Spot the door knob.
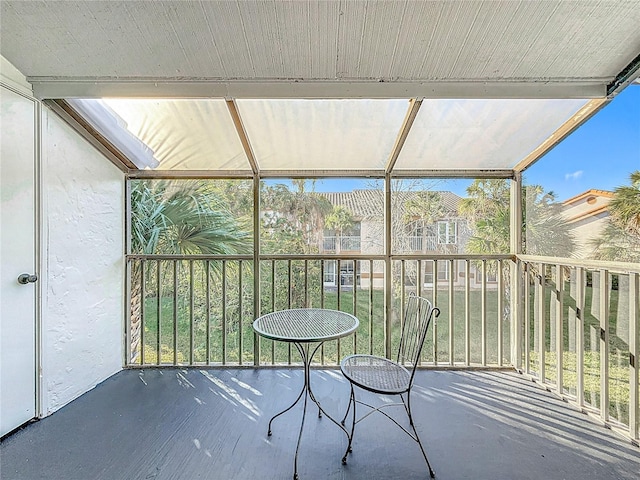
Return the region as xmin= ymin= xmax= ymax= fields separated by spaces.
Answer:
xmin=17 ymin=273 xmax=38 ymax=285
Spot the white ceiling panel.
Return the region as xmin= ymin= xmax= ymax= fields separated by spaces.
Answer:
xmin=1 ymin=0 xmax=638 ymax=95
xmin=102 ymin=99 xmax=250 ymax=171
xmin=236 ymin=99 xmax=409 ymax=171
xmin=394 ymin=99 xmax=591 ymax=170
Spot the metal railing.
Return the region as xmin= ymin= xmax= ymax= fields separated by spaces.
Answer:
xmin=404 ymin=235 xmax=437 ymax=252
xmin=322 ymin=235 xmax=362 ymax=251
xmin=515 ymin=255 xmax=640 ymax=443
xmin=126 ymin=253 xmax=512 ymax=368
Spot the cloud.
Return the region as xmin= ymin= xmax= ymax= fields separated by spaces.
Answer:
xmin=564 ymin=170 xmax=583 ymax=181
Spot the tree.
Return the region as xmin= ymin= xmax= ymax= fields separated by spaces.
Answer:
xmin=325 ymin=205 xmax=355 ymax=252
xmin=259 ymin=180 xmax=333 ymax=308
xmin=591 ymin=170 xmax=640 ymax=263
xmin=459 ymin=179 xmax=575 ymax=257
xmin=131 ymin=179 xmax=251 ymax=255
xmin=260 ymin=180 xmax=332 ymax=254
xmin=129 ymin=179 xmax=251 ymax=362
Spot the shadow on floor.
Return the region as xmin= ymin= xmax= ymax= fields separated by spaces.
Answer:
xmin=1 ymin=369 xmax=638 ymax=480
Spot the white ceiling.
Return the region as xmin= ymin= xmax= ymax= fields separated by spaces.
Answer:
xmin=1 ymin=0 xmax=639 ymax=174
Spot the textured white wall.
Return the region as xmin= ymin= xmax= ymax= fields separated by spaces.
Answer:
xmin=41 ymin=109 xmax=124 ymax=414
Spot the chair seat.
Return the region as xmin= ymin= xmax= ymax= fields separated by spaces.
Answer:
xmin=340 ymin=354 xmax=412 ymax=394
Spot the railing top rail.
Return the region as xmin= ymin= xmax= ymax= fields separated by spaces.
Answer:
xmin=391 ymin=254 xmax=514 ymax=261
xmin=257 ymin=254 xmax=386 ymax=261
xmin=518 ymin=254 xmax=640 ymax=274
xmin=127 ymin=254 xmax=254 ymax=261
xmin=127 ymin=253 xmax=515 ymax=261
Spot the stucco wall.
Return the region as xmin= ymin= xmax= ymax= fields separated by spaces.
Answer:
xmin=41 ymin=108 xmax=124 ymax=414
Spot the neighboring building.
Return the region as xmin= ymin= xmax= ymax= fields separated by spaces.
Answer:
xmin=317 ymin=190 xmax=477 ymax=289
xmin=562 ymin=189 xmax=613 ymax=259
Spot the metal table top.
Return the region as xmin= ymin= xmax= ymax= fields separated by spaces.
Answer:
xmin=253 ymin=308 xmax=359 ymax=343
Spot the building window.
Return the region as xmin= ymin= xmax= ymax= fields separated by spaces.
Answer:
xmin=475 ymin=268 xmax=498 ymax=284
xmin=323 ymin=260 xmax=358 ymax=286
xmin=437 ymin=221 xmax=457 ymax=244
xmin=424 ymin=260 xmax=451 ymax=284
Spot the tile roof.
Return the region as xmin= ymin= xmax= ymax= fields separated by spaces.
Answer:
xmin=318 ymin=190 xmax=462 ymax=219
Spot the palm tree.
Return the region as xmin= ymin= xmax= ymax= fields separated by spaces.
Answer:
xmin=591 ymin=171 xmax=640 ymax=263
xmin=129 ymin=180 xmax=251 ymax=362
xmin=131 ymin=179 xmax=250 ymax=255
xmin=459 ymin=179 xmax=574 ymax=257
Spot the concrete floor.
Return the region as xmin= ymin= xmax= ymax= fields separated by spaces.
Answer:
xmin=1 ymin=369 xmax=639 ymax=480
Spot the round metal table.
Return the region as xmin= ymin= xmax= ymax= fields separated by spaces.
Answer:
xmin=253 ymin=308 xmax=359 ymax=480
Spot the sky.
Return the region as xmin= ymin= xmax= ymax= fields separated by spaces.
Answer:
xmin=524 ymin=84 xmax=640 ymax=201
xmin=267 ymin=85 xmax=639 ymax=201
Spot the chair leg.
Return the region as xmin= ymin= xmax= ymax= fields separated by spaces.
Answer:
xmin=341 ymin=384 xmax=356 ymax=465
xmin=406 ymin=392 xmax=435 ymax=478
xmin=340 ymin=385 xmax=352 ymax=426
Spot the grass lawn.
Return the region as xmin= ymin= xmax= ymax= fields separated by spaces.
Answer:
xmin=139 ymin=287 xmax=509 ymax=366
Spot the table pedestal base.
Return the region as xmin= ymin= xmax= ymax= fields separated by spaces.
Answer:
xmin=266 ymin=342 xmax=350 ymax=480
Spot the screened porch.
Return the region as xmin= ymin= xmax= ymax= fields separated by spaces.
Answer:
xmin=1 ymin=2 xmax=639 ymax=479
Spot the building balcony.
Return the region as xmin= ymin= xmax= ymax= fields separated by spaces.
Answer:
xmin=322 ymin=235 xmax=362 ymax=252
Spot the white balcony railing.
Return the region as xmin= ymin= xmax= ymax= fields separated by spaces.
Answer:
xmin=404 ymin=235 xmax=437 ymax=251
xmin=322 ymin=235 xmax=361 ymax=251
xmin=515 ymin=255 xmax=640 ymax=443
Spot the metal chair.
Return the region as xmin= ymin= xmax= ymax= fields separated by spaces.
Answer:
xmin=340 ymin=294 xmax=440 ymax=478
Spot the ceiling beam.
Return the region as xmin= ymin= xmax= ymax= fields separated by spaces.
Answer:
xmin=46 ymin=100 xmax=135 ymax=172
xmin=226 ymin=100 xmax=259 ymax=175
xmin=128 ymin=168 xmax=514 ymax=179
xmin=385 ymin=99 xmax=422 ymax=174
xmin=30 ymin=79 xmax=608 ymax=100
xmin=513 ymin=98 xmax=608 ymax=173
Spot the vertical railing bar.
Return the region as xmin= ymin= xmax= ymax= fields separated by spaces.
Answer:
xmin=353 ymin=259 xmax=358 ymax=355
xmin=173 ymin=260 xmax=178 ymax=366
xmin=126 ymin=260 xmax=132 ymax=366
xmin=556 ymin=264 xmax=564 ymax=396
xmin=337 ymin=259 xmax=342 ymax=364
xmin=239 ymin=260 xmax=243 ymax=366
xmin=576 ymin=267 xmax=585 ymax=408
xmin=511 ymin=258 xmax=523 ymax=371
xmin=287 ymin=259 xmax=292 ymax=364
xmin=629 ymin=272 xmax=639 ymax=441
xmin=433 ymin=259 xmax=438 ymax=367
xmin=206 ymin=260 xmax=211 ymax=365
xmin=449 ymin=258 xmax=454 ymax=366
xmin=465 ymin=259 xmax=471 ymax=366
xmin=140 ymin=260 xmax=146 ymax=366
xmin=481 ymin=259 xmax=487 ymax=366
xmin=384 ymin=173 xmax=392 ymax=360
xmin=538 ymin=263 xmax=546 ymax=382
xmin=497 ymin=259 xmax=503 ymax=367
xmin=321 ymin=260 xmax=325 ymax=364
xmin=222 ymin=261 xmax=227 ymax=365
xmin=304 ymin=259 xmax=309 ymax=307
xmin=524 ymin=262 xmax=531 ymax=374
xmin=253 ymin=174 xmax=261 ymax=367
xmin=271 ymin=260 xmax=276 ymax=365
xmin=400 ymin=260 xmax=406 ymax=364
xmin=599 ymin=268 xmax=609 ymax=423
xmin=369 ymin=259 xmax=374 ymax=356
xmin=156 ymin=259 xmax=161 ymax=366
xmin=189 ymin=260 xmax=194 ymax=365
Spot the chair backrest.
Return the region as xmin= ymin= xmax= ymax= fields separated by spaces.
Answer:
xmin=396 ymin=294 xmax=439 ymax=378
